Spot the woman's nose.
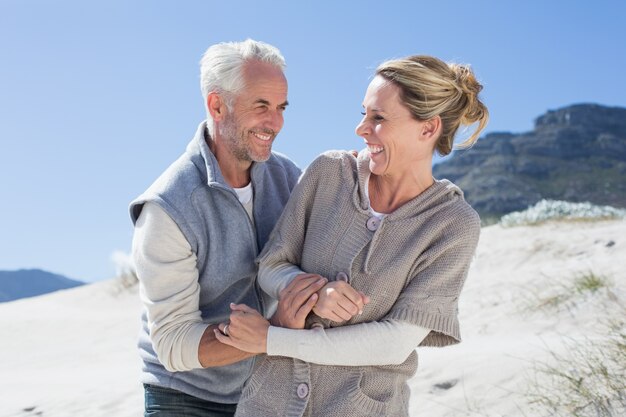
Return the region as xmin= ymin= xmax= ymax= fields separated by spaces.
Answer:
xmin=355 ymin=119 xmax=369 ymax=137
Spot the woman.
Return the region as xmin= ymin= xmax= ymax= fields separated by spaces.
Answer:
xmin=215 ymin=55 xmax=489 ymax=417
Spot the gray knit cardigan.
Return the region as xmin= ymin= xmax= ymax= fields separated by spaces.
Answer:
xmin=235 ymin=151 xmax=480 ymax=417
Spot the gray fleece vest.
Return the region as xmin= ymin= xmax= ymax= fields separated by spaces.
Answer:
xmin=129 ymin=122 xmax=301 ymax=403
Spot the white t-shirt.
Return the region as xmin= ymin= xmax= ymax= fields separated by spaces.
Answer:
xmin=234 ymin=182 xmax=254 ymax=223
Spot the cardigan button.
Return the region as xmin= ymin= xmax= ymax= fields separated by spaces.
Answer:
xmin=297 ymin=383 xmax=309 ymax=399
xmin=366 ymin=216 xmax=381 ymax=231
xmin=336 ymin=272 xmax=349 ymax=283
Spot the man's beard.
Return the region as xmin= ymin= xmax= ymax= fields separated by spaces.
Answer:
xmin=219 ymin=114 xmax=273 ymax=163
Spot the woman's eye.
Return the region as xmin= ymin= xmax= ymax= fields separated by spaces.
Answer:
xmin=361 ymin=112 xmax=383 ymax=122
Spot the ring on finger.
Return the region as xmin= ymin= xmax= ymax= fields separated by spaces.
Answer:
xmin=223 ymin=324 xmax=230 ymax=336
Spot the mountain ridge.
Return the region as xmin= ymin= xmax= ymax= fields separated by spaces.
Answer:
xmin=0 ymin=269 xmax=85 ymax=302
xmin=433 ymin=103 xmax=626 ymax=220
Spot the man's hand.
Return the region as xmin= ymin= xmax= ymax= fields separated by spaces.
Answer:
xmin=214 ymin=304 xmax=270 ymax=354
xmin=313 ymin=281 xmax=370 ymax=322
xmin=271 ymin=273 xmax=327 ymax=329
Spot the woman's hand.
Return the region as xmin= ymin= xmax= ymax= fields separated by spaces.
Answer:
xmin=214 ymin=303 xmax=270 ymax=354
xmin=313 ymin=281 xmax=370 ymax=322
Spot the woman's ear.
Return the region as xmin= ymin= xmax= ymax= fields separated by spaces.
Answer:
xmin=421 ymin=115 xmax=442 ymax=140
xmin=207 ymin=92 xmax=227 ymax=122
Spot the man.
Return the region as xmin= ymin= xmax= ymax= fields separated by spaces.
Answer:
xmin=129 ymin=39 xmax=326 ymax=417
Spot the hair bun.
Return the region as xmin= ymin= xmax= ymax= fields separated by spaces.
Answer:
xmin=451 ymin=64 xmax=487 ymax=125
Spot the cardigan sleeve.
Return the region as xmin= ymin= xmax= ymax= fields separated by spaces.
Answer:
xmin=257 ymin=259 xmax=305 ymax=299
xmin=384 ymin=208 xmax=481 ymax=347
xmin=256 ymin=153 xmax=329 ymax=295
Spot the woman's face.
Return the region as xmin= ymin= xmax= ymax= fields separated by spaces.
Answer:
xmin=355 ymin=75 xmax=430 ymax=177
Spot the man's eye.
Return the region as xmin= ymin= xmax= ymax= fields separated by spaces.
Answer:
xmin=360 ymin=111 xmax=366 ymax=116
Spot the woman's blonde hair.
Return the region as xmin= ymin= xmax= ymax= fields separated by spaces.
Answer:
xmin=376 ymin=55 xmax=489 ymax=156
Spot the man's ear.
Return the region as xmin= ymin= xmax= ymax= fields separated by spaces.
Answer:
xmin=207 ymin=92 xmax=227 ymax=122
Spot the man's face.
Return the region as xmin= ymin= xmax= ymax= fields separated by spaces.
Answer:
xmin=219 ymin=60 xmax=288 ymax=163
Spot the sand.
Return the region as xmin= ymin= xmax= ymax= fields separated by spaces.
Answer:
xmin=1 ymin=219 xmax=624 ymax=416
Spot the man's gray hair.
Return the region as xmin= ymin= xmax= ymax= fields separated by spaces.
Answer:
xmin=200 ymin=39 xmax=286 ymax=134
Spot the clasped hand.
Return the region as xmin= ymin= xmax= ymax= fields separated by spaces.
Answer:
xmin=214 ymin=273 xmax=369 ymax=353
xmin=214 ymin=303 xmax=270 ymax=354
xmin=272 ymin=273 xmax=370 ymax=325
xmin=214 ymin=273 xmax=327 ymax=353
xmin=313 ymin=280 xmax=370 ymax=323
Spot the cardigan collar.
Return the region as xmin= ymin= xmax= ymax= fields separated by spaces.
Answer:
xmin=354 ymin=150 xmax=465 ymax=221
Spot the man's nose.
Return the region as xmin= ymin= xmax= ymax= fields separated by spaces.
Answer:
xmin=265 ymin=110 xmax=283 ymax=132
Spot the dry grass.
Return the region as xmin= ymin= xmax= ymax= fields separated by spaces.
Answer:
xmin=525 ymin=322 xmax=626 ymax=417
xmin=521 ymin=271 xmax=612 ymax=313
xmin=520 ymin=269 xmax=625 ymax=416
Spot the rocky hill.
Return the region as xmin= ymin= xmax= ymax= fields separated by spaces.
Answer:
xmin=0 ymin=269 xmax=84 ymax=302
xmin=433 ymin=103 xmax=626 ymax=220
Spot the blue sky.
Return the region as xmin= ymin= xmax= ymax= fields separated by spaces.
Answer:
xmin=1 ymin=0 xmax=625 ymax=282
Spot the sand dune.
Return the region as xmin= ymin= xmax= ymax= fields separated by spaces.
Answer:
xmin=410 ymin=220 xmax=625 ymax=416
xmin=0 ymin=279 xmax=143 ymax=417
xmin=1 ymin=220 xmax=624 ymax=417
